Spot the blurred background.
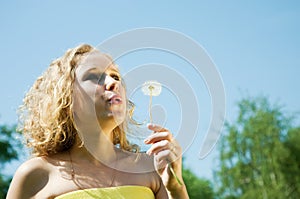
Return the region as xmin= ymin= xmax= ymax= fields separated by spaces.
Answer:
xmin=1 ymin=1 xmax=299 ymax=198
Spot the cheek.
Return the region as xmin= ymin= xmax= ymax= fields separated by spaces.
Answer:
xmin=94 ymin=85 xmax=105 ymax=102
xmin=120 ymin=87 xmax=127 ymax=105
xmin=73 ymin=84 xmax=100 ymax=113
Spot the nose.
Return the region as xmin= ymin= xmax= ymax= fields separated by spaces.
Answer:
xmin=105 ymin=76 xmax=119 ymax=91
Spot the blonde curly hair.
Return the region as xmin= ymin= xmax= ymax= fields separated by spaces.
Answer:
xmin=18 ymin=44 xmax=138 ymax=156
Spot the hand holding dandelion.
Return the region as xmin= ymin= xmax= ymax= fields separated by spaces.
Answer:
xmin=142 ymin=81 xmax=183 ymax=186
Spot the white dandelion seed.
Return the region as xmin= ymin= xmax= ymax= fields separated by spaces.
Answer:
xmin=141 ymin=81 xmax=162 ymax=96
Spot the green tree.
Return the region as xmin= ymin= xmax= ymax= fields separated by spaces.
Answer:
xmin=0 ymin=124 xmax=23 ymax=198
xmin=183 ymin=166 xmax=215 ymax=199
xmin=215 ymin=97 xmax=300 ymax=199
xmin=279 ymin=127 xmax=300 ymax=197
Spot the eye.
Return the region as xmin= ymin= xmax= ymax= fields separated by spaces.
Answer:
xmin=85 ymin=73 xmax=105 ymax=84
xmin=110 ymin=73 xmax=121 ymax=81
xmin=87 ymin=74 xmax=99 ymax=80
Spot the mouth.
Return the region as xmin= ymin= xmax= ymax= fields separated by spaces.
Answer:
xmin=107 ymin=94 xmax=123 ymax=105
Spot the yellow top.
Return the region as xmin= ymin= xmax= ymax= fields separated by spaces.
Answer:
xmin=55 ymin=185 xmax=155 ymax=199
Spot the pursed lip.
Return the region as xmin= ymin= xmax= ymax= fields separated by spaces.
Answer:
xmin=106 ymin=93 xmax=123 ymax=105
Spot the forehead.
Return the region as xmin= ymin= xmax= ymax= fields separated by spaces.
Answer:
xmin=76 ymin=50 xmax=119 ymax=74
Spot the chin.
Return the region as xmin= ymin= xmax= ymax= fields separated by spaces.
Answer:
xmin=113 ymin=114 xmax=126 ymax=125
xmin=104 ymin=111 xmax=126 ymax=124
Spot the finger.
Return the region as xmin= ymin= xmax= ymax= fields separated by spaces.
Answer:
xmin=147 ymin=140 xmax=179 ymax=159
xmin=154 ymin=149 xmax=178 ymax=169
xmin=153 ymin=149 xmax=169 ymax=171
xmin=146 ymin=140 xmax=169 ymax=155
xmin=147 ymin=123 xmax=168 ymax=132
xmin=144 ymin=131 xmax=172 ymax=144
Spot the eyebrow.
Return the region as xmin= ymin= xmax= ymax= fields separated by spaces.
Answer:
xmin=81 ymin=68 xmax=99 ymax=77
xmin=109 ymin=67 xmax=120 ymax=73
xmin=83 ymin=66 xmax=118 ymax=73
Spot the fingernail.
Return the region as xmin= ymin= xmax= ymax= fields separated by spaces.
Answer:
xmin=144 ymin=138 xmax=149 ymax=143
xmin=147 ymin=123 xmax=154 ymax=128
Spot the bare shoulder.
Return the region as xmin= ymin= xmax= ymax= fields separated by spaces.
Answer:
xmin=6 ymin=157 xmax=52 ymax=199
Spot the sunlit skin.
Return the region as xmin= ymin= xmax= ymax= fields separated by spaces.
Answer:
xmin=6 ymin=49 xmax=189 ymax=199
xmin=72 ymin=51 xmax=127 ymax=139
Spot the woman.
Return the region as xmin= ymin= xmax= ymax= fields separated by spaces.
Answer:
xmin=7 ymin=44 xmax=189 ymax=198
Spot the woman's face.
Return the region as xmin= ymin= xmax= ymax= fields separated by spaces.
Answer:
xmin=72 ymin=50 xmax=127 ymax=132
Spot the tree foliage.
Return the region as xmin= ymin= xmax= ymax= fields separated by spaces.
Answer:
xmin=215 ymin=97 xmax=300 ymax=199
xmin=0 ymin=124 xmax=23 ymax=198
xmin=183 ymin=165 xmax=215 ymax=199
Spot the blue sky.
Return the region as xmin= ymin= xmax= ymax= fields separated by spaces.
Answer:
xmin=1 ymin=1 xmax=300 ymax=180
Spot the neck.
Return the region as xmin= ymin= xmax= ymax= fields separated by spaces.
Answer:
xmin=70 ymin=129 xmax=118 ymax=166
xmin=73 ymin=111 xmax=119 ymax=143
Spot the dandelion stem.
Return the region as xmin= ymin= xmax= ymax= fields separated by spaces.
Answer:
xmin=147 ymin=85 xmax=182 ymax=186
xmin=168 ymin=164 xmax=183 ymax=185
xmin=149 ymin=86 xmax=153 ymax=123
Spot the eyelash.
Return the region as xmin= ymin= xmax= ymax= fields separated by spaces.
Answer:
xmin=110 ymin=73 xmax=121 ymax=81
